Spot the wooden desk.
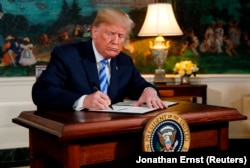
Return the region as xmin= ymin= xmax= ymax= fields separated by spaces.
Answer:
xmin=156 ymin=84 xmax=207 ymax=104
xmin=12 ymin=102 xmax=246 ymax=168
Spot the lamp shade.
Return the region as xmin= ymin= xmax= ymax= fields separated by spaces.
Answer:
xmin=138 ymin=3 xmax=183 ymax=36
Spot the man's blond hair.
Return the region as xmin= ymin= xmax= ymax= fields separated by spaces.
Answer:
xmin=92 ymin=8 xmax=134 ymax=39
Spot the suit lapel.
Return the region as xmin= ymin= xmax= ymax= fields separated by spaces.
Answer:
xmin=108 ymin=58 xmax=119 ymax=100
xmin=82 ymin=59 xmax=99 ymax=89
xmin=80 ymin=41 xmax=100 ymax=90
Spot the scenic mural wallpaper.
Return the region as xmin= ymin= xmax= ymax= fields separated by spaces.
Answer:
xmin=0 ymin=0 xmax=250 ymax=76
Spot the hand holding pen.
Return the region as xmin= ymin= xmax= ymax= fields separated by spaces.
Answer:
xmin=92 ymin=82 xmax=113 ymax=110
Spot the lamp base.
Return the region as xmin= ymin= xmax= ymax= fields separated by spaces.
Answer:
xmin=153 ymin=68 xmax=167 ymax=84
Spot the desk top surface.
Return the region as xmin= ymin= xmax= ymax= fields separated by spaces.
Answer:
xmin=155 ymin=83 xmax=207 ymax=88
xmin=12 ymin=102 xmax=247 ymax=141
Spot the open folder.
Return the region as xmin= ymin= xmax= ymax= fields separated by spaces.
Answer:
xmin=88 ymin=100 xmax=178 ymax=114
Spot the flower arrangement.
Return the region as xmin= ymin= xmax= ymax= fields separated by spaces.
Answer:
xmin=173 ymin=60 xmax=199 ymax=77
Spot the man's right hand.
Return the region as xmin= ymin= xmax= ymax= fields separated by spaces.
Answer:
xmin=83 ymin=91 xmax=112 ymax=110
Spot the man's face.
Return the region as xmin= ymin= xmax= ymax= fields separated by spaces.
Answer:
xmin=92 ymin=23 xmax=127 ymax=59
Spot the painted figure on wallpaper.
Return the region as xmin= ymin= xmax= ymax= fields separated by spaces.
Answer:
xmin=35 ymin=33 xmax=53 ymax=49
xmin=11 ymin=37 xmax=23 ymax=66
xmin=2 ymin=35 xmax=16 ymax=66
xmin=19 ymin=37 xmax=37 ymax=66
xmin=215 ymin=21 xmax=224 ymax=49
xmin=223 ymin=35 xmax=237 ymax=57
xmin=180 ymin=29 xmax=199 ymax=56
xmin=228 ymin=21 xmax=241 ymax=49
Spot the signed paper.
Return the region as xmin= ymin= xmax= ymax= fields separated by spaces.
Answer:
xmin=89 ymin=100 xmax=178 ymax=114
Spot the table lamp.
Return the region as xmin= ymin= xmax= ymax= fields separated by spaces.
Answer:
xmin=138 ymin=3 xmax=183 ymax=84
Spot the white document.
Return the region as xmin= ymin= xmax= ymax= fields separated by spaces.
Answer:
xmin=89 ymin=100 xmax=178 ymax=114
xmin=114 ymin=100 xmax=178 ymax=107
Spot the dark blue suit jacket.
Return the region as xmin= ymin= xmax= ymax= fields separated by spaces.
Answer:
xmin=32 ymin=39 xmax=158 ymax=111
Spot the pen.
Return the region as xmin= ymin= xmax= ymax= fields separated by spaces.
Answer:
xmin=92 ymin=82 xmax=113 ymax=110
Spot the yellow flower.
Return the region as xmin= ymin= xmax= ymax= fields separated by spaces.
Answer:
xmin=173 ymin=60 xmax=199 ymax=76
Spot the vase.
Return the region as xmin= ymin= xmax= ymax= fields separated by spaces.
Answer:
xmin=180 ymin=75 xmax=190 ymax=84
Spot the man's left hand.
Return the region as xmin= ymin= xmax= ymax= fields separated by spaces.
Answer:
xmin=134 ymin=87 xmax=167 ymax=109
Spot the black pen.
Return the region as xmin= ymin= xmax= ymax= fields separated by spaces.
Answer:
xmin=92 ymin=82 xmax=113 ymax=110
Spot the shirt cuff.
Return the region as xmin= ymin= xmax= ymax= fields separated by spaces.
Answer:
xmin=73 ymin=95 xmax=87 ymax=111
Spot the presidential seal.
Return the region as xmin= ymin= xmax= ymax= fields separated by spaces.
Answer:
xmin=142 ymin=112 xmax=190 ymax=152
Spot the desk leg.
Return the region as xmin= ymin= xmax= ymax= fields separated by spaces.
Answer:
xmin=29 ymin=130 xmax=44 ymax=168
xmin=62 ymin=144 xmax=80 ymax=168
xmin=192 ymin=97 xmax=197 ymax=103
xmin=192 ymin=97 xmax=207 ymax=104
xmin=218 ymin=123 xmax=229 ymax=151
xmin=202 ymin=97 xmax=207 ymax=104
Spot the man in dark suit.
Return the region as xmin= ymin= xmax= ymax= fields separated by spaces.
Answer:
xmin=32 ymin=8 xmax=167 ymax=111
